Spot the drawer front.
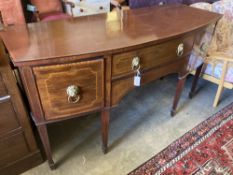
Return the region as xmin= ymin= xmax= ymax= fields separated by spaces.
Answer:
xmin=0 ymin=74 xmax=7 ymax=97
xmin=0 ymin=132 xmax=29 ymax=168
xmin=33 ymin=59 xmax=104 ymax=120
xmin=66 ymin=0 xmax=110 ymax=17
xmin=112 ymin=35 xmax=194 ymax=77
xmin=0 ymin=101 xmax=20 ymax=135
xmin=111 ymin=58 xmax=188 ymax=106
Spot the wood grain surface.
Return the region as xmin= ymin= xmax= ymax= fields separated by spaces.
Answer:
xmin=0 ymin=4 xmax=220 ymax=66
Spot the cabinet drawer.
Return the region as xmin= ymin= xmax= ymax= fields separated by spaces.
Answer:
xmin=33 ymin=59 xmax=104 ymax=120
xmin=0 ymin=132 xmax=29 ymax=168
xmin=112 ymin=35 xmax=194 ymax=77
xmin=0 ymin=101 xmax=20 ymax=135
xmin=0 ymin=74 xmax=7 ymax=97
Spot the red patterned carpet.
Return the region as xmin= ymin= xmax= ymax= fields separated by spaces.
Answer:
xmin=129 ymin=103 xmax=233 ymax=175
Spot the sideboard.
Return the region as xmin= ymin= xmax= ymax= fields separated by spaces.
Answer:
xmin=0 ymin=5 xmax=221 ymax=169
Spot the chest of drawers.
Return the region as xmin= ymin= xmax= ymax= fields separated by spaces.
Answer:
xmin=0 ymin=42 xmax=42 ymax=174
xmin=65 ymin=0 xmax=110 ymax=17
xmin=0 ymin=5 xmax=221 ymax=169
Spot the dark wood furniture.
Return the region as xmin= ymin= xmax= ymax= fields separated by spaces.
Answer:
xmin=0 ymin=5 xmax=221 ymax=169
xmin=0 ymin=41 xmax=42 ymax=174
xmin=0 ymin=0 xmax=26 ymax=26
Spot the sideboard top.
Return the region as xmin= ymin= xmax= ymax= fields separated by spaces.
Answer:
xmin=0 ymin=4 xmax=221 ymax=66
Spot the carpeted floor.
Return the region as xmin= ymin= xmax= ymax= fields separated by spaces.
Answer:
xmin=129 ymin=102 xmax=233 ymax=175
xmin=22 ymin=75 xmax=233 ymax=175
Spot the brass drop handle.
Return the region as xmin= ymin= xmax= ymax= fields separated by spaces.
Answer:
xmin=132 ymin=56 xmax=140 ymax=71
xmin=66 ymin=85 xmax=81 ymax=103
xmin=177 ymin=43 xmax=184 ymax=57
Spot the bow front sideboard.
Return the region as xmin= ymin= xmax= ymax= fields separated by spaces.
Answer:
xmin=0 ymin=5 xmax=221 ymax=169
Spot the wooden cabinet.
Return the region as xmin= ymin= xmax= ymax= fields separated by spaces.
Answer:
xmin=0 ymin=41 xmax=42 ymax=175
xmin=0 ymin=0 xmax=25 ymax=26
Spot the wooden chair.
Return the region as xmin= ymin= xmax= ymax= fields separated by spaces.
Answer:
xmin=27 ymin=0 xmax=75 ymax=22
xmin=189 ymin=0 xmax=233 ymax=107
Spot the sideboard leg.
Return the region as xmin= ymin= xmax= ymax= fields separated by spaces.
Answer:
xmin=101 ymin=109 xmax=110 ymax=154
xmin=37 ymin=124 xmax=55 ymax=170
xmin=189 ymin=64 xmax=203 ymax=99
xmin=171 ymin=76 xmax=186 ymax=117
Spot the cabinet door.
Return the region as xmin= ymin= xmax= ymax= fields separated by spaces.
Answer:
xmin=0 ymin=101 xmax=20 ymax=135
xmin=0 ymin=132 xmax=29 ymax=167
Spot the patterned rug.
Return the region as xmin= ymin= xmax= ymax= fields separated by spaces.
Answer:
xmin=129 ymin=102 xmax=233 ymax=175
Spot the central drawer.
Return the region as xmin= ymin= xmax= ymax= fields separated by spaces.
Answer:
xmin=33 ymin=59 xmax=104 ymax=120
xmin=112 ymin=35 xmax=194 ymax=78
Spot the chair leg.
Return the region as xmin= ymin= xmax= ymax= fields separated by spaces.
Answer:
xmin=189 ymin=63 xmax=203 ymax=99
xmin=213 ymin=84 xmax=224 ymax=107
xmin=213 ymin=60 xmax=228 ymax=107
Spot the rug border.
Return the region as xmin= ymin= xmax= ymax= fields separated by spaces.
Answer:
xmin=128 ymin=102 xmax=233 ymax=175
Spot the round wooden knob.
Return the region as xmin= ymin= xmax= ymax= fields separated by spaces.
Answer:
xmin=80 ymin=8 xmax=84 ymax=13
xmin=99 ymin=6 xmax=103 ymax=10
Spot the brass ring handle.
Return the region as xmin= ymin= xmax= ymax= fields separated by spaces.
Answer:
xmin=68 ymin=95 xmax=80 ymax=104
xmin=132 ymin=56 xmax=140 ymax=70
xmin=66 ymin=85 xmax=81 ymax=104
xmin=177 ymin=43 xmax=184 ymax=57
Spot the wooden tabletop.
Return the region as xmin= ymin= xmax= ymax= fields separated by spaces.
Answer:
xmin=0 ymin=4 xmax=221 ymax=66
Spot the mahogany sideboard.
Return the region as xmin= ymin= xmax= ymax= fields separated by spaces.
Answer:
xmin=0 ymin=41 xmax=42 ymax=174
xmin=0 ymin=5 xmax=221 ymax=169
